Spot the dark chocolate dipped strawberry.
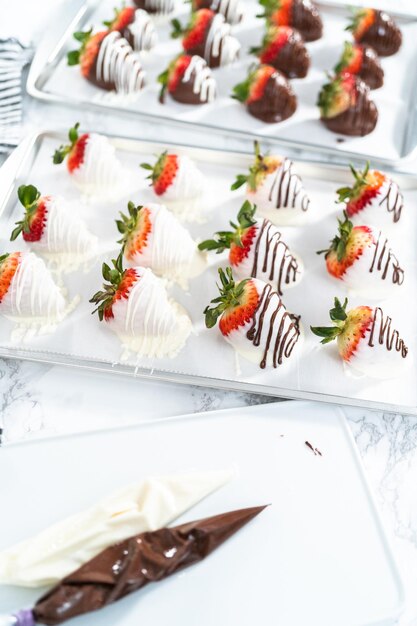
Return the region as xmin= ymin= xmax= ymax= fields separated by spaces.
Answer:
xmin=191 ymin=0 xmax=244 ymax=24
xmin=346 ymin=8 xmax=402 ymax=57
xmin=104 ymin=6 xmax=157 ymax=52
xmin=250 ymin=25 xmax=310 ymax=79
xmin=317 ymin=73 xmax=378 ymax=136
xmin=259 ymin=0 xmax=323 ymax=42
xmin=133 ymin=0 xmax=175 ymax=14
xmin=67 ymin=29 xmax=145 ymax=93
xmin=334 ymin=41 xmax=383 ymax=90
xmin=171 ymin=8 xmax=240 ymax=68
xmin=158 ymin=54 xmax=216 ymax=104
xmin=232 ymin=64 xmax=297 ymax=123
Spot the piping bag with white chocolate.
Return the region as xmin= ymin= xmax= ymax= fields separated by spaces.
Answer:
xmin=4 ymin=505 xmax=266 ymax=626
xmin=0 ymin=469 xmax=234 ymax=588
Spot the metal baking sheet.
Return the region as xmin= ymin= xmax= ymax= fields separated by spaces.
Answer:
xmin=0 ymin=130 xmax=417 ymax=415
xmin=0 ymin=401 xmax=404 ymax=625
xmin=27 ymin=0 xmax=417 ymax=165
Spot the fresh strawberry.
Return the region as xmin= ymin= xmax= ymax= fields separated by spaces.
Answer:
xmin=317 ymin=73 xmax=357 ymax=119
xmin=158 ymin=55 xmax=193 ymax=102
xmin=232 ymin=65 xmax=276 ymax=104
xmin=140 ymin=151 xmax=179 ymax=196
xmin=317 ymin=212 xmax=373 ymax=279
xmin=10 ymin=185 xmax=49 ymax=243
xmin=104 ymin=6 xmax=135 ymax=31
xmin=52 ymin=123 xmax=89 ymax=174
xmin=334 ymin=41 xmax=363 ymax=76
xmin=336 ymin=162 xmax=385 ymax=218
xmin=116 ymin=202 xmax=152 ymax=261
xmin=90 ymin=254 xmax=138 ymax=322
xmin=346 ymin=8 xmax=375 ymax=42
xmin=67 ymin=29 xmax=107 ymax=78
xmin=204 ymin=267 xmax=260 ymax=335
xmin=231 ymin=141 xmax=282 ymax=192
xmin=171 ymin=9 xmax=214 ymax=51
xmin=199 ymin=200 xmax=257 ymax=266
xmin=0 ymin=252 xmax=20 ymax=304
xmin=311 ymin=297 xmax=373 ymax=362
xmin=260 ymin=0 xmax=292 ymax=26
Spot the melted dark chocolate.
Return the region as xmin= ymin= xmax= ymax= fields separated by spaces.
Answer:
xmin=248 ymin=72 xmax=297 ymax=123
xmin=368 ymin=307 xmax=408 ymax=358
xmin=33 ymin=507 xmax=266 ymax=625
xmin=357 ymin=10 xmax=402 ymax=57
xmin=168 ymin=66 xmax=212 ymax=105
xmin=369 ymin=231 xmax=404 ymax=285
xmin=359 ymin=45 xmax=384 ymax=90
xmin=291 ymin=0 xmax=323 ymax=42
xmin=270 ymin=30 xmax=310 ymax=79
xmin=186 ymin=16 xmax=239 ymax=68
xmin=246 ymin=283 xmax=300 ymax=369
xmin=322 ymin=78 xmax=378 ymax=136
xmin=251 ymin=219 xmax=299 ymax=295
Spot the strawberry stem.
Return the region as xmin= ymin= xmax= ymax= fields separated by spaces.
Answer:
xmin=310 ymin=297 xmax=348 ymax=344
xmin=89 ymin=252 xmax=125 ymax=321
xmin=316 ymin=211 xmax=353 ymax=262
xmin=52 ymin=123 xmax=80 ymax=165
xmin=198 ymin=201 xmax=257 ymax=252
xmin=11 ymin=185 xmax=41 ymax=241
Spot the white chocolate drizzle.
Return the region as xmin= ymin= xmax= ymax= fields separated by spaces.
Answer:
xmin=96 ymin=32 xmax=145 ymax=94
xmin=203 ymin=13 xmax=240 ymax=65
xmin=183 ymin=56 xmax=216 ymax=103
xmin=128 ymin=10 xmax=157 ymax=51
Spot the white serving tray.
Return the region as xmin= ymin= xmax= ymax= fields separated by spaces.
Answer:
xmin=0 ymin=401 xmax=404 ymax=625
xmin=27 ymin=0 xmax=417 ymax=165
xmin=1 ymin=131 xmax=417 ymax=415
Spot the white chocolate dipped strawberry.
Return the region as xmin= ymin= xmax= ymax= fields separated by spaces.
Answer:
xmin=105 ymin=7 xmax=157 ymax=52
xmin=90 ymin=255 xmax=192 ymax=359
xmin=311 ymin=297 xmax=411 ymax=379
xmin=140 ymin=151 xmax=205 ymax=221
xmin=53 ymin=124 xmax=128 ymax=200
xmin=0 ymin=251 xmax=76 ymax=336
xmin=199 ymin=200 xmax=303 ymax=296
xmin=337 ymin=163 xmax=403 ymax=228
xmin=117 ymin=201 xmax=206 ymax=289
xmin=11 ymin=185 xmax=98 ymax=272
xmin=232 ymin=142 xmax=310 ymax=226
xmin=204 ymin=267 xmax=302 ymax=369
xmin=319 ymin=213 xmax=404 ymax=299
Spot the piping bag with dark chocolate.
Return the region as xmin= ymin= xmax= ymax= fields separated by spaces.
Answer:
xmin=8 ymin=506 xmax=266 ymax=626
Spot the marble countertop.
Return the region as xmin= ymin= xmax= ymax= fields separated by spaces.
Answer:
xmin=2 ymin=2 xmax=417 ymax=620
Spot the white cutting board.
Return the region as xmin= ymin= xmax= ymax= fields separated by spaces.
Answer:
xmin=0 ymin=401 xmax=404 ymax=625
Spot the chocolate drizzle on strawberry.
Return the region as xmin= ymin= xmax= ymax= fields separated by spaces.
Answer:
xmin=268 ymin=158 xmax=310 ymax=211
xmin=252 ymin=219 xmax=299 ymax=295
xmin=133 ymin=0 xmax=175 ymax=14
xmin=369 ymin=232 xmax=404 ymax=285
xmin=246 ymin=282 xmax=300 ymax=369
xmin=379 ymin=181 xmax=403 ymax=223
xmin=368 ymin=307 xmax=408 ymax=358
